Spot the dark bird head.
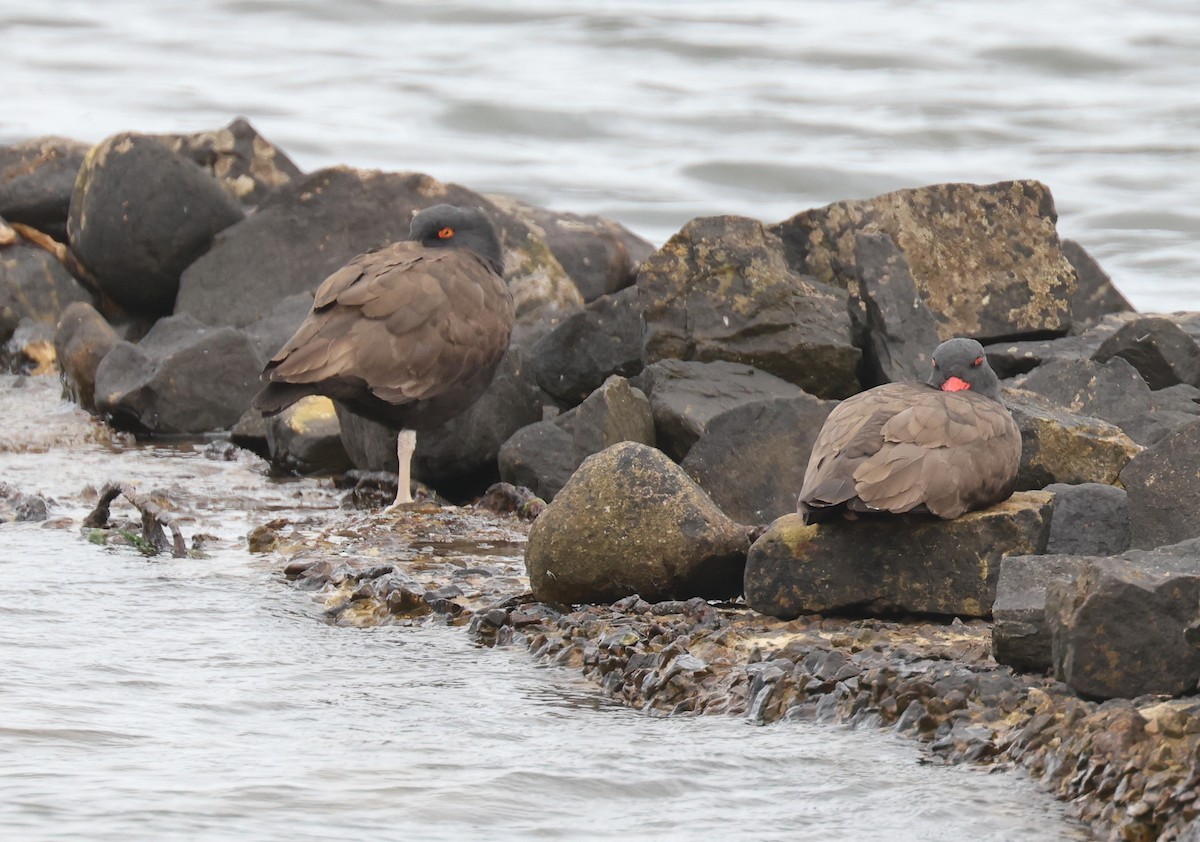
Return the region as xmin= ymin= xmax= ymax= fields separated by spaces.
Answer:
xmin=927 ymin=337 xmax=1003 ymax=401
xmin=410 ymin=204 xmax=504 ymax=275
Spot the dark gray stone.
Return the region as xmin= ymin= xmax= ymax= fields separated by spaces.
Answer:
xmin=67 ymin=132 xmax=245 ymax=316
xmin=569 ymin=376 xmax=655 ymax=466
xmin=632 ymin=359 xmax=803 ymax=461
xmin=1120 ymin=419 xmax=1200 ymax=550
xmin=681 ymin=394 xmax=836 ymax=525
xmin=530 ymin=285 xmax=642 ymax=405
xmin=992 ymin=553 xmax=1094 ymax=674
xmin=638 ymin=215 xmax=860 ymax=399
xmin=498 ymin=416 xmax=576 ymax=501
xmin=1 ymin=227 xmax=92 ymax=328
xmin=1092 ymin=316 xmax=1200 ymax=390
xmin=1060 ymin=238 xmax=1134 ymax=331
xmin=1043 ymin=482 xmax=1130 ymax=556
xmin=525 ymin=442 xmax=751 ymax=604
xmin=93 ymin=314 xmax=266 ymax=434
xmin=0 ymin=136 xmax=89 ymax=241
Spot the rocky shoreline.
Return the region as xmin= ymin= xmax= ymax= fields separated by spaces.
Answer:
xmin=261 ymin=500 xmax=1198 ymax=842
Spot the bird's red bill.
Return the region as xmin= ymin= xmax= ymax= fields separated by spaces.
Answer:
xmin=941 ymin=376 xmax=972 ymax=392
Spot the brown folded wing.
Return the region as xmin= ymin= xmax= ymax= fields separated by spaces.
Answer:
xmin=799 ymin=382 xmax=1021 ymax=519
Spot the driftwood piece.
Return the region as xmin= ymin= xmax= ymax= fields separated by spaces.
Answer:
xmin=83 ymin=481 xmax=187 ymax=557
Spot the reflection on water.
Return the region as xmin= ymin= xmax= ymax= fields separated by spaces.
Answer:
xmin=0 ymin=375 xmax=1086 ymax=840
xmin=2 ymin=0 xmax=1199 ymax=312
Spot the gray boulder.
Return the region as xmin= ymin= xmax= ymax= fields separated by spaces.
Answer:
xmin=638 ymin=215 xmax=860 ymax=399
xmin=1060 ymin=238 xmax=1134 ymax=331
xmin=632 ymin=359 xmax=803 ymax=461
xmin=1047 ymin=546 xmax=1200 ymax=699
xmin=771 ymin=179 xmax=1076 ymax=340
xmin=744 ymin=491 xmax=1053 ymax=619
xmin=498 ymin=416 xmax=576 ymax=501
xmin=525 ymin=441 xmax=751 ymax=604
xmin=67 ymin=132 xmax=245 ymax=316
xmin=1092 ymin=316 xmax=1200 ymax=390
xmin=992 ymin=553 xmax=1095 ymax=674
xmin=157 ymin=117 xmax=302 ymax=207
xmin=0 ymin=136 xmax=89 ymax=241
xmin=1 ymin=224 xmax=92 ymax=327
xmin=681 ymin=394 xmax=836 ymax=525
xmin=94 ymin=314 xmax=265 ymax=434
xmin=1120 ymin=419 xmax=1200 ymax=549
xmin=1044 ymin=482 xmax=1131 ymax=556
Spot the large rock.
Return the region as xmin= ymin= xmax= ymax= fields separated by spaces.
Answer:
xmin=94 ymin=314 xmax=265 ymax=433
xmin=638 ymin=215 xmax=860 ymax=398
xmin=67 ymin=132 xmax=245 ymax=316
xmin=530 ymin=285 xmax=643 ymax=405
xmin=176 ymin=167 xmax=582 ymax=330
xmin=484 ymin=194 xmax=654 ymax=302
xmin=772 ymin=180 xmax=1075 ymax=340
xmin=992 ymin=553 xmax=1094 ymax=674
xmin=265 ymin=396 xmax=352 ymax=475
xmin=744 ymin=491 xmax=1054 ymax=619
xmin=1004 ymin=389 xmax=1142 ymax=489
xmin=1047 ymin=546 xmax=1200 ymax=699
xmin=1043 ymin=482 xmax=1131 ymax=556
xmin=1092 ymin=316 xmax=1200 ymax=390
xmin=1120 ymin=420 xmax=1200 ymax=549
xmin=157 ymin=118 xmax=302 ymax=207
xmin=681 ymin=394 xmax=836 ymax=525
xmin=1 ymin=224 xmax=92 ymax=326
xmin=1060 ymin=239 xmax=1134 ymax=330
xmin=54 ymin=301 xmax=120 ymax=411
xmin=0 ymin=136 xmax=89 ymax=241
xmin=497 ymin=415 xmax=576 ymax=501
xmin=632 ymin=359 xmax=803 ymax=461
xmin=525 ymin=442 xmax=751 ymax=604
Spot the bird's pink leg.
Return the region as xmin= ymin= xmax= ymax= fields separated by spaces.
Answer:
xmin=390 ymin=429 xmax=417 ymax=507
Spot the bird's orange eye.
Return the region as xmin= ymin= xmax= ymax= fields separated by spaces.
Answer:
xmin=973 ymin=356 xmax=984 ymax=367
xmin=437 ymin=227 xmax=455 ymax=239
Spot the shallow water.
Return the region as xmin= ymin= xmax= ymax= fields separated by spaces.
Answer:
xmin=0 ymin=375 xmax=1088 ymax=840
xmin=2 ymin=0 xmax=1199 ymax=312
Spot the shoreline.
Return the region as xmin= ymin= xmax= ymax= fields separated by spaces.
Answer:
xmin=268 ymin=500 xmax=1200 ymax=842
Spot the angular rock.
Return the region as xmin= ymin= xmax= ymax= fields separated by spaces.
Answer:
xmin=744 ymin=491 xmax=1054 ymax=619
xmin=176 ymin=167 xmax=581 ymax=330
xmin=1060 ymin=239 xmax=1133 ymax=330
xmin=681 ymin=394 xmax=836 ymax=525
xmin=498 ymin=416 xmax=576 ymax=501
xmin=632 ymin=359 xmax=803 ymax=461
xmin=570 ymin=376 xmax=655 ymax=465
xmin=530 ymin=285 xmax=643 ymax=405
xmin=1047 ymin=547 xmax=1200 ymax=699
xmin=772 ymin=179 xmax=1075 ymax=340
xmin=0 ymin=136 xmax=89 ymax=241
xmin=157 ymin=118 xmax=302 ymax=207
xmin=1121 ymin=419 xmax=1200 ymax=549
xmin=638 ymin=215 xmax=860 ymax=398
xmin=1 ymin=225 xmax=92 ymax=326
xmin=485 ymin=194 xmax=654 ymax=301
xmin=854 ymin=230 xmax=942 ymax=385
xmin=265 ymin=396 xmax=353 ymax=475
xmin=525 ymin=442 xmax=751 ymax=604
xmin=54 ymin=301 xmax=120 ymax=411
xmin=94 ymin=314 xmax=266 ymax=434
xmin=67 ymin=132 xmax=245 ymax=316
xmin=1004 ymin=389 xmax=1142 ymax=489
xmin=992 ymin=553 xmax=1094 ymax=674
xmin=1044 ymin=482 xmax=1131 ymax=556
xmin=1092 ymin=316 xmax=1200 ymax=390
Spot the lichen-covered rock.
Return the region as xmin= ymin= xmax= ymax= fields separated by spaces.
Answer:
xmin=0 ymin=136 xmax=89 ymax=241
xmin=638 ymin=215 xmax=860 ymax=398
xmin=67 ymin=132 xmax=245 ymax=316
xmin=54 ymin=301 xmax=119 ymax=411
xmin=1004 ymin=389 xmax=1142 ymax=489
xmin=681 ymin=394 xmax=836 ymax=525
xmin=992 ymin=553 xmax=1094 ymax=674
xmin=265 ymin=395 xmax=353 ymax=475
xmin=745 ymin=491 xmax=1054 ymax=619
xmin=176 ymin=167 xmax=582 ymax=330
xmin=525 ymin=441 xmax=751 ymax=604
xmin=157 ymin=117 xmax=302 ymax=207
xmin=1047 ymin=546 xmax=1200 ymax=699
xmin=772 ymin=180 xmax=1076 ymax=340
xmin=1120 ymin=419 xmax=1200 ymax=549
xmin=1060 ymin=239 xmax=1133 ymax=331
xmin=1092 ymin=316 xmax=1200 ymax=390
xmin=530 ymin=285 xmax=642 ymax=405
xmin=94 ymin=314 xmax=265 ymax=433
xmin=632 ymin=359 xmax=803 ymax=461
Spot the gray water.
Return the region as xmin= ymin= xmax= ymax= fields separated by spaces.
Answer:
xmin=2 ymin=2 xmax=1182 ymax=836
xmin=2 ymin=0 xmax=1200 ymax=313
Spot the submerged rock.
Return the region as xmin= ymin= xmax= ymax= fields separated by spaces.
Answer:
xmin=525 ymin=441 xmax=751 ymax=604
xmin=744 ymin=492 xmax=1053 ymax=619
